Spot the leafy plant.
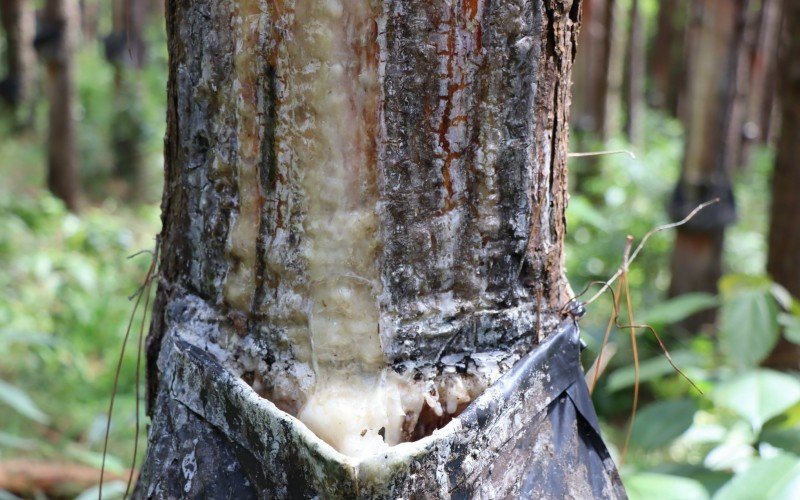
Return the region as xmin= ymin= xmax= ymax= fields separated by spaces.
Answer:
xmin=599 ymin=275 xmax=800 ymax=498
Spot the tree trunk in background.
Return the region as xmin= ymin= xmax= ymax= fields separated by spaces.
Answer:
xmin=105 ymin=0 xmax=148 ymax=199
xmin=725 ymin=0 xmax=759 ymax=172
xmin=766 ymin=0 xmax=800 ymax=369
xmin=39 ymin=0 xmax=80 ymax=212
xmin=0 ymin=0 xmax=37 ymax=126
xmin=648 ymin=0 xmax=686 ymax=115
xmin=667 ymin=0 xmax=745 ymax=331
xmin=572 ymin=0 xmax=612 ymax=139
xmin=134 ymin=1 xmax=624 ymax=497
xmin=78 ymin=0 xmax=99 ymax=40
xmin=604 ymin=0 xmax=627 ymax=139
xmin=741 ymin=0 xmax=782 ymax=164
xmin=623 ymin=0 xmax=644 ymax=147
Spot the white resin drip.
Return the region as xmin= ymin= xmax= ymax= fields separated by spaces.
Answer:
xmin=224 ymin=0 xmax=493 ymax=459
xmin=278 ymin=0 xmax=406 ymax=458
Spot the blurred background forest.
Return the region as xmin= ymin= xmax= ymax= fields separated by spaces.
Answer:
xmin=0 ymin=0 xmax=799 ymax=498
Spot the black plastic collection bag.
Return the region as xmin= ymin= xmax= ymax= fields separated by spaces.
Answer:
xmin=136 ymin=320 xmax=626 ymax=499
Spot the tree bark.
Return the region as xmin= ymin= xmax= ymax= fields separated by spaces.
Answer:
xmin=136 ymin=1 xmax=624 ymax=497
xmin=766 ymin=0 xmax=800 ymax=369
xmin=0 ymin=0 xmax=37 ymax=125
xmin=667 ymin=0 xmax=745 ymax=331
xmin=39 ymin=0 xmax=80 ymax=212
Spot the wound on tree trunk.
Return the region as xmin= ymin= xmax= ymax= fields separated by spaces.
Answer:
xmin=136 ymin=1 xmax=625 ymax=497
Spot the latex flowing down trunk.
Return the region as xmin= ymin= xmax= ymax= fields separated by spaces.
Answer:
xmin=136 ymin=1 xmax=625 ymax=497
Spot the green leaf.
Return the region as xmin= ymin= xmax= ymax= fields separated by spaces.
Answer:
xmin=638 ymin=293 xmax=719 ymax=328
xmin=631 ymin=399 xmax=698 ymax=450
xmin=566 ymin=195 xmax=610 ymax=231
xmin=606 ymin=350 xmax=698 ymax=392
xmin=719 ymin=274 xmax=774 ymax=295
xmin=625 ymin=472 xmax=709 ymax=500
xmin=713 ymin=454 xmax=800 ymax=500
xmin=0 ymin=379 xmax=49 ymax=424
xmin=0 ymin=431 xmax=38 ymax=451
xmin=713 ymin=370 xmax=800 ymax=431
xmin=761 ymin=427 xmax=800 ymax=455
xmin=719 ymin=289 xmax=780 ymax=368
xmin=651 ymin=465 xmax=732 ymax=496
xmin=74 ymin=481 xmax=127 ymax=500
xmin=778 ymin=313 xmax=800 ymax=345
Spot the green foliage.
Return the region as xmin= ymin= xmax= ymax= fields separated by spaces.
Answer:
xmin=624 ymin=472 xmax=710 ymax=500
xmin=570 ymin=109 xmax=800 ymax=496
xmin=0 ymin=18 xmax=165 ymax=472
xmin=714 ymin=455 xmax=800 ymax=500
xmin=719 ymin=276 xmax=781 ymax=369
xmin=631 ymin=399 xmax=698 ymax=450
xmin=638 ymin=293 xmax=719 ymax=329
xmin=0 ymin=184 xmax=159 ymax=467
xmin=601 ymin=280 xmax=800 ymax=496
xmin=713 ymin=370 xmax=800 ymax=432
xmin=0 ymin=379 xmax=49 ymax=425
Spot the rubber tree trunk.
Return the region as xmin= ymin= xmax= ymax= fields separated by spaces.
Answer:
xmin=0 ymin=0 xmax=37 ymax=126
xmin=667 ymin=0 xmax=745 ymax=331
xmin=622 ymin=0 xmax=644 ymax=148
xmin=571 ymin=0 xmax=613 ymax=139
xmin=136 ymin=1 xmax=625 ymax=497
xmin=741 ymin=0 xmax=782 ymax=164
xmin=647 ymin=0 xmax=686 ymax=115
xmin=105 ymin=0 xmax=148 ymax=199
xmin=570 ymin=0 xmax=614 ymax=196
xmin=39 ymin=0 xmax=80 ymax=212
xmin=766 ymin=0 xmax=800 ymax=369
xmin=603 ymin=0 xmax=627 ymax=139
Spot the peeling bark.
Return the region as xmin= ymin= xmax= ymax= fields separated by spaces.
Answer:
xmin=136 ymin=0 xmax=624 ymax=496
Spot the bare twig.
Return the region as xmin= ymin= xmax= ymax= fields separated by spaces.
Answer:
xmin=584 ymin=199 xmax=720 ymax=307
xmin=568 ymin=149 xmax=637 ymax=159
xmin=101 ymin=244 xmax=159 ymax=500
